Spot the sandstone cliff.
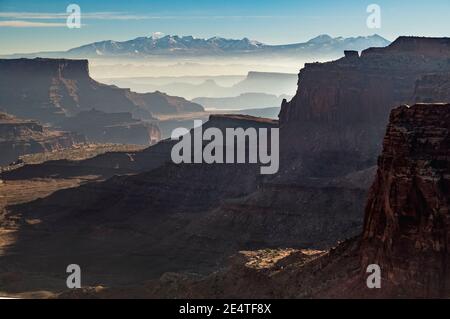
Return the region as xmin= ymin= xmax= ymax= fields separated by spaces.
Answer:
xmin=0 ymin=58 xmax=143 ymax=123
xmin=0 ymin=58 xmax=203 ymax=124
xmin=0 ymin=58 xmax=205 ymax=146
xmin=113 ymin=104 xmax=449 ymax=299
xmin=360 ymin=103 xmax=450 ymax=297
xmin=279 ymin=37 xmax=450 ymax=178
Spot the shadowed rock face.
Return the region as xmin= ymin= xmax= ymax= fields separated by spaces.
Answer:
xmin=360 ymin=103 xmax=450 ymax=297
xmin=0 ymin=115 xmax=279 ymax=291
xmin=0 ymin=112 xmax=84 ymax=166
xmin=0 ymin=58 xmax=204 ymax=145
xmin=125 ymin=104 xmax=449 ymax=299
xmin=0 ymin=58 xmax=146 ymax=123
xmin=279 ymin=37 xmax=450 ymax=178
xmin=0 ymin=58 xmax=203 ymax=123
xmin=0 ymin=113 xmax=372 ymax=294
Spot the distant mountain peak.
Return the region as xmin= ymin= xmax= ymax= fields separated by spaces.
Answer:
xmin=307 ymin=34 xmax=334 ymax=44
xmin=6 ymin=34 xmax=391 ymax=59
xmin=306 ymin=33 xmax=389 ymax=43
xmin=371 ymin=33 xmax=387 ymax=39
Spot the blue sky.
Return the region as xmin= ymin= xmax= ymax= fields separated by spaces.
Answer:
xmin=0 ymin=0 xmax=449 ymax=54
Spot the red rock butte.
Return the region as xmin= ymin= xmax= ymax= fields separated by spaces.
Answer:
xmin=361 ymin=103 xmax=450 ymax=297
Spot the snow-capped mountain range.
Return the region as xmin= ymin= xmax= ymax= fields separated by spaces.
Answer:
xmin=69 ymin=35 xmax=265 ymax=56
xmin=5 ymin=34 xmax=391 ymax=58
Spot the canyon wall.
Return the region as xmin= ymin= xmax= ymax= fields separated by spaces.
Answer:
xmin=360 ymin=103 xmax=450 ymax=297
xmin=0 ymin=58 xmax=203 ymax=146
xmin=0 ymin=58 xmax=144 ymax=122
xmin=279 ymin=37 xmax=450 ymax=177
xmin=0 ymin=58 xmax=203 ymax=124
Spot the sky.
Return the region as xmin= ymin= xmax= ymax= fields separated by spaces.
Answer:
xmin=0 ymin=0 xmax=449 ymax=54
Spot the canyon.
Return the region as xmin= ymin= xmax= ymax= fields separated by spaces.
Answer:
xmin=160 ymin=103 xmax=449 ymax=299
xmin=359 ymin=103 xmax=450 ymax=297
xmin=280 ymin=36 xmax=450 ymax=178
xmin=0 ymin=58 xmax=202 ymax=149
xmin=61 ymin=102 xmax=449 ymax=299
xmin=0 ymin=36 xmax=449 ymax=298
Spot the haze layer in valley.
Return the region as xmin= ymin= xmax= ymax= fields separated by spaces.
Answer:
xmin=3 ymin=34 xmax=390 ymax=115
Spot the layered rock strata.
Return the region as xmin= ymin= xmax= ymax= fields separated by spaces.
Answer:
xmin=0 ymin=112 xmax=84 ymax=166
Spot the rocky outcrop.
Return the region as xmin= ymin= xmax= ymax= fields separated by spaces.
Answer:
xmin=360 ymin=103 xmax=450 ymax=297
xmin=0 ymin=58 xmax=203 ymax=123
xmin=0 ymin=112 xmax=84 ymax=166
xmin=363 ymin=36 xmax=450 ymax=57
xmin=279 ymin=37 xmax=450 ymax=178
xmin=57 ymin=109 xmax=161 ymax=145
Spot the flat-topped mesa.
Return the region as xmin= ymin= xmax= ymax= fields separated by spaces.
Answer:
xmin=344 ymin=50 xmax=359 ymax=58
xmin=360 ymin=103 xmax=450 ymax=297
xmin=0 ymin=58 xmax=90 ymax=79
xmin=279 ymin=36 xmax=450 ymax=178
xmin=0 ymin=58 xmax=149 ymax=123
xmin=362 ymin=36 xmax=450 ymax=57
xmin=0 ymin=58 xmax=203 ymax=126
